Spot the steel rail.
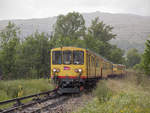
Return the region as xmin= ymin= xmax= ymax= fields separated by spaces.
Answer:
xmin=0 ymin=89 xmax=57 ymax=105
xmin=0 ymin=89 xmax=58 ymax=113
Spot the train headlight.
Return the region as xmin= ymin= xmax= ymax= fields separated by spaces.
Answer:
xmin=74 ymin=69 xmax=82 ymax=73
xmin=78 ymin=69 xmax=82 ymax=73
xmin=53 ymin=68 xmax=60 ymax=73
xmin=53 ymin=68 xmax=57 ymax=72
xmin=56 ymin=69 xmax=60 ymax=72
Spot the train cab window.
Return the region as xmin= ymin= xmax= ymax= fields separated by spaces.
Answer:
xmin=73 ymin=51 xmax=84 ymax=65
xmin=52 ymin=51 xmax=62 ymax=64
xmin=63 ymin=51 xmax=72 ymax=64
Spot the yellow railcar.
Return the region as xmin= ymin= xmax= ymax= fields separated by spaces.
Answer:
xmin=119 ymin=64 xmax=126 ymax=76
xmin=51 ymin=47 xmax=87 ymax=79
xmin=113 ymin=64 xmax=119 ymax=75
xmin=102 ymin=60 xmax=113 ymax=78
xmin=50 ymin=46 xmax=123 ymax=93
xmin=113 ymin=64 xmax=126 ymax=77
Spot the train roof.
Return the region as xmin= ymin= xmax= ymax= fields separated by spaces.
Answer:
xmin=113 ymin=64 xmax=126 ymax=67
xmin=51 ymin=46 xmax=85 ymax=51
xmin=86 ymin=49 xmax=113 ymax=64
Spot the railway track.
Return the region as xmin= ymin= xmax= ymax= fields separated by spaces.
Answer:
xmin=0 ymin=89 xmax=69 ymax=113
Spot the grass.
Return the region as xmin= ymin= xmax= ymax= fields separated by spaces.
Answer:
xmin=0 ymin=79 xmax=54 ymax=109
xmin=74 ymin=71 xmax=150 ymax=113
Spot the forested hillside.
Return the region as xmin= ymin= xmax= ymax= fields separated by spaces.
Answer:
xmin=0 ymin=11 xmax=150 ymax=52
xmin=0 ymin=12 xmax=125 ymax=79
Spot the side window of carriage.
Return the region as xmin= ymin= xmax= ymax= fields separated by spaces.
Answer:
xmin=103 ymin=63 xmax=105 ymax=69
xmin=88 ymin=55 xmax=91 ymax=67
xmin=92 ymin=56 xmax=95 ymax=67
xmin=90 ymin=56 xmax=93 ymax=67
xmin=105 ymin=63 xmax=107 ymax=69
xmin=91 ymin=56 xmax=93 ymax=67
xmin=91 ymin=56 xmax=93 ymax=66
xmin=96 ymin=59 xmax=99 ymax=67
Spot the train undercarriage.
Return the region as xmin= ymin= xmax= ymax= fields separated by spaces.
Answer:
xmin=54 ymin=77 xmax=102 ymax=94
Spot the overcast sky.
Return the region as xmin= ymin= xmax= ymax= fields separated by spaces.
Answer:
xmin=0 ymin=0 xmax=149 ymax=20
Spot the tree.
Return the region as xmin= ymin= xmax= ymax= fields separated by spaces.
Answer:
xmin=83 ymin=34 xmax=107 ymax=54
xmin=0 ymin=21 xmax=20 ymax=79
xmin=15 ymin=31 xmax=50 ymax=78
xmin=141 ymin=39 xmax=150 ymax=75
xmin=126 ymin=48 xmax=141 ymax=67
xmin=88 ymin=17 xmax=116 ymax=42
xmin=53 ymin=12 xmax=85 ymax=40
xmin=108 ymin=45 xmax=125 ymax=64
xmin=84 ymin=17 xmax=124 ymax=64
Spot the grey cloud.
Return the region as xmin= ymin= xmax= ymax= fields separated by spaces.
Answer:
xmin=0 ymin=0 xmax=149 ymax=20
xmin=78 ymin=0 xmax=150 ymax=15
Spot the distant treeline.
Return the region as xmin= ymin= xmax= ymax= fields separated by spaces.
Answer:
xmin=0 ymin=12 xmax=148 ymax=79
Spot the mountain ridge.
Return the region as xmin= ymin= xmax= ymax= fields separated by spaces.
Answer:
xmin=0 ymin=11 xmax=150 ymax=52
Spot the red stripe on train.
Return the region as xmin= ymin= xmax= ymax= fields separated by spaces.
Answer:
xmin=52 ymin=76 xmax=87 ymax=79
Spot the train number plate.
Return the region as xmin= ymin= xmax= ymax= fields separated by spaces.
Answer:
xmin=64 ymin=66 xmax=70 ymax=70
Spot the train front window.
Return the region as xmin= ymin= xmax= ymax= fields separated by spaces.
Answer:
xmin=52 ymin=51 xmax=62 ymax=64
xmin=73 ymin=51 xmax=84 ymax=65
xmin=63 ymin=51 xmax=72 ymax=64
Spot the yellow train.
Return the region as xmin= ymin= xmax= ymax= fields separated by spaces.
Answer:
xmin=50 ymin=47 xmax=126 ymax=93
xmin=112 ymin=64 xmax=126 ymax=77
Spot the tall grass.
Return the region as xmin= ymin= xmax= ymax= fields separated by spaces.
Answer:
xmin=0 ymin=79 xmax=54 ymax=102
xmin=74 ymin=72 xmax=150 ymax=113
xmin=94 ymin=80 xmax=113 ymax=103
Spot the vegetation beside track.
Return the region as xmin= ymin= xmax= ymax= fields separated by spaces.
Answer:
xmin=74 ymin=71 xmax=150 ymax=113
xmin=0 ymin=79 xmax=54 ymax=102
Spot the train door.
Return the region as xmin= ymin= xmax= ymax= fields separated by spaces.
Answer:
xmin=88 ymin=54 xmax=91 ymax=77
xmin=86 ymin=52 xmax=89 ymax=77
xmin=94 ymin=57 xmax=96 ymax=77
xmin=90 ymin=56 xmax=92 ymax=77
xmin=95 ymin=59 xmax=97 ymax=77
xmin=100 ymin=59 xmax=103 ymax=78
xmin=96 ymin=59 xmax=99 ymax=77
xmin=103 ymin=62 xmax=107 ymax=78
xmin=87 ymin=52 xmax=90 ymax=78
xmin=91 ymin=56 xmax=95 ymax=77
